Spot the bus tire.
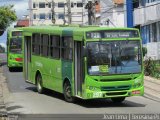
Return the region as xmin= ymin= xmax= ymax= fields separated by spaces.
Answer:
xmin=9 ymin=67 xmax=13 ymax=72
xmin=63 ymin=81 xmax=75 ymax=103
xmin=111 ymin=97 xmax=125 ymax=103
xmin=36 ymin=74 xmax=44 ymax=94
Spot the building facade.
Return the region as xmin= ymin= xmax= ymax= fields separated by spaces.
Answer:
xmin=28 ymin=0 xmax=126 ymax=27
xmin=100 ymin=0 xmax=125 ymax=27
xmin=28 ymin=0 xmax=102 ymax=25
xmin=134 ymin=0 xmax=160 ymax=60
xmin=28 ymin=0 xmax=89 ymax=25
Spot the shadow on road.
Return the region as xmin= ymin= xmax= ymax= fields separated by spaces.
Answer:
xmin=7 ymin=105 xmax=23 ymax=111
xmin=5 ymin=102 xmax=24 ymax=114
xmin=73 ymin=99 xmax=146 ymax=108
xmin=26 ymin=87 xmax=37 ymax=92
xmin=25 ymin=87 xmax=146 ymax=108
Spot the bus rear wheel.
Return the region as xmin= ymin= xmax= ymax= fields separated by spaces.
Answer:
xmin=63 ymin=81 xmax=75 ymax=103
xmin=36 ymin=74 xmax=44 ymax=94
xmin=111 ymin=97 xmax=125 ymax=103
xmin=9 ymin=67 xmax=13 ymax=72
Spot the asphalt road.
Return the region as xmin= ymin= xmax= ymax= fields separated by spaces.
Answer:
xmin=0 ymin=53 xmax=7 ymax=66
xmin=2 ymin=65 xmax=160 ymax=116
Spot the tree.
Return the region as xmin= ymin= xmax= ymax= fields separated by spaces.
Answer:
xmin=0 ymin=5 xmax=17 ymax=36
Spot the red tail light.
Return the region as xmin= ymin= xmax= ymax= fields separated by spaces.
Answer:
xmin=15 ymin=58 xmax=23 ymax=62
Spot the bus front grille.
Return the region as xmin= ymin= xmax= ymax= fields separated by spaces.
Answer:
xmin=100 ymin=78 xmax=132 ymax=82
xmin=101 ymin=85 xmax=131 ymax=91
xmin=106 ymin=92 xmax=127 ymax=96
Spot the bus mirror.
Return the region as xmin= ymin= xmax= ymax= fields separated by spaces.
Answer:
xmin=82 ymin=46 xmax=87 ymax=57
xmin=142 ymin=47 xmax=147 ymax=57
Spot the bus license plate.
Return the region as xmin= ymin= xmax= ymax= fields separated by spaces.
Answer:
xmin=93 ymin=92 xmax=102 ymax=98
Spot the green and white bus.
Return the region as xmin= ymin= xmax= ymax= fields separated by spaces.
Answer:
xmin=7 ymin=28 xmax=23 ymax=71
xmin=22 ymin=25 xmax=144 ymax=103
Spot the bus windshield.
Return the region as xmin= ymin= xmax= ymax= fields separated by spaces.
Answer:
xmin=10 ymin=38 xmax=22 ymax=54
xmin=87 ymin=40 xmax=142 ymax=75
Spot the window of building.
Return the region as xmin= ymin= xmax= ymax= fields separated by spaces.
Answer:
xmin=141 ymin=25 xmax=150 ymax=44
xmin=39 ymin=2 xmax=45 ymax=8
xmin=33 ymin=14 xmax=36 ymax=19
xmin=50 ymin=35 xmax=60 ymax=59
xmin=41 ymin=34 xmax=49 ymax=57
xmin=158 ymin=21 xmax=160 ymax=42
xmin=37 ymin=14 xmax=39 ymax=19
xmin=33 ymin=2 xmax=36 ymax=8
xmin=48 ymin=3 xmax=51 ymax=8
xmin=150 ymin=23 xmax=157 ymax=42
xmin=58 ymin=13 xmax=64 ymax=19
xmin=58 ymin=2 xmax=65 ymax=7
xmin=61 ymin=37 xmax=73 ymax=60
xmin=77 ymin=2 xmax=83 ymax=7
xmin=71 ymin=2 xmax=74 ymax=7
xmin=48 ymin=13 xmax=52 ymax=19
xmin=39 ymin=13 xmax=46 ymax=19
xmin=139 ymin=0 xmax=160 ymax=6
xmin=32 ymin=34 xmax=41 ymax=55
xmin=133 ymin=0 xmax=139 ymax=8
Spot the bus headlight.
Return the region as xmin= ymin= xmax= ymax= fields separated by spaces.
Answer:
xmin=133 ymin=83 xmax=141 ymax=88
xmin=135 ymin=79 xmax=142 ymax=84
xmin=87 ymin=86 xmax=100 ymax=91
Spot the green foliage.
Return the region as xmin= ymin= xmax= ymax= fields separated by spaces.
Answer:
xmin=144 ymin=57 xmax=160 ymax=79
xmin=0 ymin=5 xmax=17 ymax=31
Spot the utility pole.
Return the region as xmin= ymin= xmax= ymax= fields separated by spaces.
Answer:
xmin=51 ymin=0 xmax=55 ymax=24
xmin=86 ymin=0 xmax=95 ymax=25
xmin=64 ymin=3 xmax=66 ymax=25
xmin=67 ymin=0 xmax=72 ymax=24
xmin=88 ymin=1 xmax=93 ymax=25
xmin=82 ymin=1 xmax=84 ymax=25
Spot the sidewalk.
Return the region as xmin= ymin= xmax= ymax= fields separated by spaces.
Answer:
xmin=144 ymin=76 xmax=160 ymax=101
xmin=0 ymin=67 xmax=7 ymax=115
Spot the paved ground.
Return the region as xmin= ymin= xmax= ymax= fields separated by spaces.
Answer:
xmin=144 ymin=76 xmax=160 ymax=100
xmin=0 ymin=67 xmax=7 ymax=115
xmin=1 ymin=51 xmax=160 ymax=119
xmin=2 ymin=65 xmax=160 ymax=116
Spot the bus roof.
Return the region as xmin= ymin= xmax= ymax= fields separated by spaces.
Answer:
xmin=7 ymin=27 xmax=23 ymax=32
xmin=21 ymin=25 xmax=138 ymax=32
xmin=21 ymin=25 xmax=140 ymax=41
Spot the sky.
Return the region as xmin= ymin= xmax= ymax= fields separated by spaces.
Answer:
xmin=0 ymin=0 xmax=28 ymax=46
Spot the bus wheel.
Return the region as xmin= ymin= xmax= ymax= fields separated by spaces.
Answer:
xmin=63 ymin=81 xmax=75 ymax=102
xmin=36 ymin=74 xmax=44 ymax=94
xmin=111 ymin=97 xmax=125 ymax=103
xmin=9 ymin=67 xmax=13 ymax=72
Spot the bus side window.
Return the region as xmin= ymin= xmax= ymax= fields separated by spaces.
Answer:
xmin=61 ymin=36 xmax=73 ymax=60
xmin=32 ymin=33 xmax=40 ymax=55
xmin=41 ymin=34 xmax=49 ymax=57
xmin=50 ymin=35 xmax=60 ymax=59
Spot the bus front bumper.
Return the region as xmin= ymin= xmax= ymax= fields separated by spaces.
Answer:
xmin=84 ymin=86 xmax=144 ymax=99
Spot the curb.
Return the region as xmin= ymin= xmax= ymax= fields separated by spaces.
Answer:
xmin=144 ymin=93 xmax=160 ymax=102
xmin=0 ymin=66 xmax=8 ymax=115
xmin=144 ymin=76 xmax=160 ymax=102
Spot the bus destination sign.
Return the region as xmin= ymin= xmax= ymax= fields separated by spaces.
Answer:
xmin=86 ymin=30 xmax=139 ymax=39
xmin=12 ymin=31 xmax=22 ymax=37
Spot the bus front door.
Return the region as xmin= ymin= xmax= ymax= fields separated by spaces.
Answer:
xmin=24 ymin=36 xmax=31 ymax=82
xmin=74 ymin=41 xmax=84 ymax=97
